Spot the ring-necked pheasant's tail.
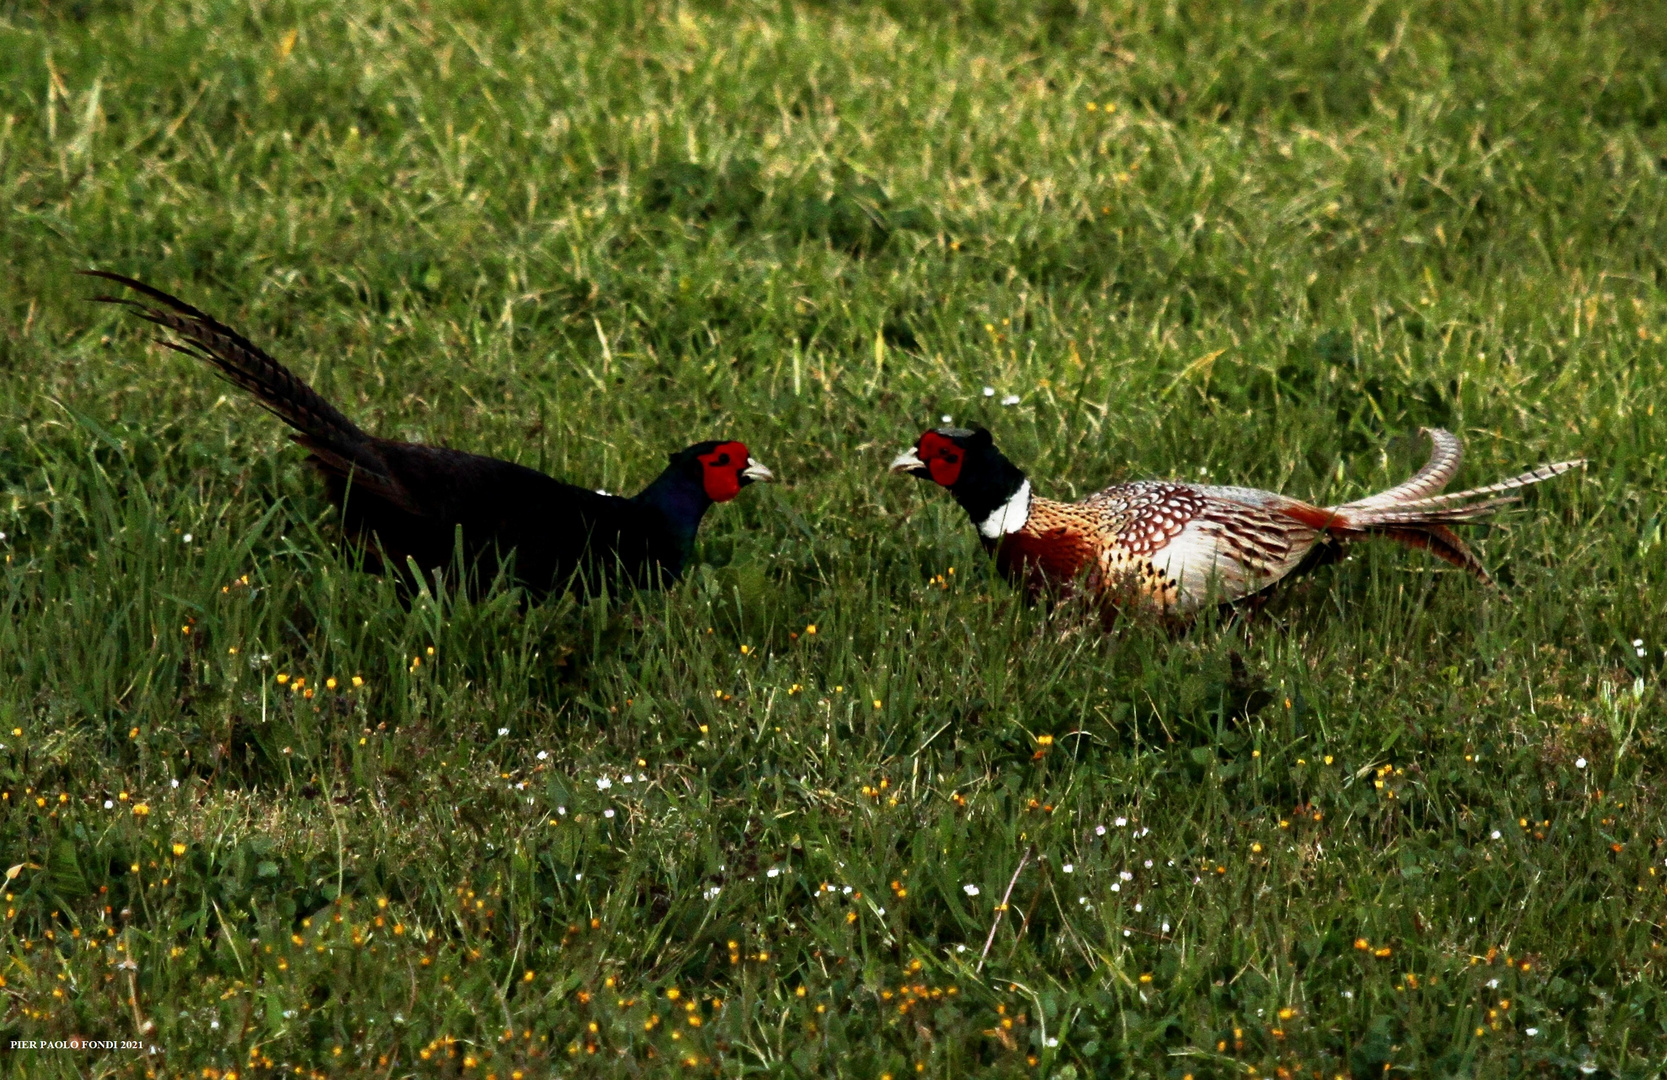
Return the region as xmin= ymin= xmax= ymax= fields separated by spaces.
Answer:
xmin=1320 ymin=440 xmax=1584 ymax=582
xmin=82 ymin=270 xmax=393 ymax=491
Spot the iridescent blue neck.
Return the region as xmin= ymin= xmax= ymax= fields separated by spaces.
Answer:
xmin=633 ymin=468 xmax=713 ymax=562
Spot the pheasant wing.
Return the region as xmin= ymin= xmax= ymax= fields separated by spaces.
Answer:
xmin=1082 ymin=482 xmax=1319 ymax=609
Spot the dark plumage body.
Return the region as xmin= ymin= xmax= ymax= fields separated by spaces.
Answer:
xmin=313 ymin=442 xmax=720 ymax=594
xmin=87 ymin=271 xmax=771 ymax=598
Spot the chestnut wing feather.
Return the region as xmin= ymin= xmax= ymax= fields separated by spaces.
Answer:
xmin=1083 ymin=482 xmax=1319 ymax=609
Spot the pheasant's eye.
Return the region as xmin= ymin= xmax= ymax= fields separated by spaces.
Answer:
xmin=715 ymin=453 xmax=731 ymax=466
xmin=942 ymin=452 xmax=958 ymax=464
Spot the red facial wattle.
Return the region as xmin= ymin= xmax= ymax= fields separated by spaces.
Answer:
xmin=698 ymin=441 xmax=750 ymax=502
xmin=917 ymin=431 xmax=963 ymax=486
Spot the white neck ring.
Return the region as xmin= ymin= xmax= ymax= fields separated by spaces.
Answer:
xmin=978 ymin=480 xmax=1031 ymax=538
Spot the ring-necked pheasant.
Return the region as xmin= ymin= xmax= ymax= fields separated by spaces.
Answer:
xmin=889 ymin=425 xmax=1582 ymax=615
xmin=87 ymin=271 xmax=773 ymax=598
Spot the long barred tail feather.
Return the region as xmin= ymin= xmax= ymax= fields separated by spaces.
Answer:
xmin=1341 ymin=494 xmax=1524 ymax=527
xmin=1340 ymin=427 xmax=1466 ymax=512
xmin=1381 ymin=459 xmax=1586 ymax=511
xmin=82 ymin=270 xmax=393 ymax=490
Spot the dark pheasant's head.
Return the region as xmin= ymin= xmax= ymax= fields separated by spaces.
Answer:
xmin=889 ymin=426 xmax=1030 ymax=538
xmin=636 ymin=441 xmax=773 ymax=563
xmin=668 ymin=440 xmax=774 ymax=503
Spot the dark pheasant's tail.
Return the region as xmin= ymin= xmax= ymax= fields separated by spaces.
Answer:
xmin=1316 ymin=428 xmax=1585 ymax=582
xmin=82 ymin=271 xmax=391 ymax=488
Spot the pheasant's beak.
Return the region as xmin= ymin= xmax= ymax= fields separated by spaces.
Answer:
xmin=741 ymin=457 xmax=775 ymax=484
xmin=888 ymin=447 xmax=930 ymax=478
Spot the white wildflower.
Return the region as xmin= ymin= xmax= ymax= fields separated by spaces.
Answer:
xmin=1575 ymin=758 xmax=1587 ymax=769
xmin=1062 ymin=864 xmax=1074 ymax=874
xmin=1115 ymin=817 xmax=1128 ymax=827
xmin=536 ymin=750 xmax=549 ymax=760
xmin=603 ymin=809 xmax=614 ymax=818
xmin=497 ymin=727 xmax=509 ymax=737
xmin=1000 ymin=394 xmax=1020 ymax=406
xmin=1095 ymin=825 xmax=1106 ymax=836
xmin=767 ymin=866 xmax=782 ymax=878
xmin=596 ymin=777 xmax=612 ymax=790
xmin=982 ymin=386 xmax=995 ymax=397
xmin=963 ymin=884 xmax=980 ymax=896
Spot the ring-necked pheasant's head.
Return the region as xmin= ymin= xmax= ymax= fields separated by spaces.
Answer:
xmin=887 ymin=426 xmax=996 ymax=488
xmin=676 ymin=440 xmax=774 ymax=502
xmin=889 ymin=426 xmax=1031 ymax=539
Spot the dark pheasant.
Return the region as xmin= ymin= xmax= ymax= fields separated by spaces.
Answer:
xmin=889 ymin=426 xmax=1582 ymax=615
xmin=87 ymin=271 xmax=772 ymax=598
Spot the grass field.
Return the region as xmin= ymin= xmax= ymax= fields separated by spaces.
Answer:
xmin=2 ymin=0 xmax=1665 ymax=1075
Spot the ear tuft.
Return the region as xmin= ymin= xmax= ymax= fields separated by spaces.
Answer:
xmin=967 ymin=425 xmax=994 ymax=448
